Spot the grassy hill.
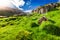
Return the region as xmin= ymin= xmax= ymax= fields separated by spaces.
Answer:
xmin=0 ymin=9 xmax=60 ymax=40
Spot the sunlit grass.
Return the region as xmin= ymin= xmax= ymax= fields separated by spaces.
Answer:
xmin=0 ymin=10 xmax=60 ymax=40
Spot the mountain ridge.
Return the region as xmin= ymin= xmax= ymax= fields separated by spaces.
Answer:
xmin=0 ymin=6 xmax=27 ymax=17
xmin=32 ymin=2 xmax=60 ymax=14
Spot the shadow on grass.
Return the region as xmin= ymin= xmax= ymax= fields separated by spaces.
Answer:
xmin=31 ymin=23 xmax=39 ymax=27
xmin=43 ymin=24 xmax=60 ymax=36
xmin=48 ymin=19 xmax=56 ymax=24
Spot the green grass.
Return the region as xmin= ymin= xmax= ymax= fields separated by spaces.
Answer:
xmin=0 ymin=10 xmax=60 ymax=40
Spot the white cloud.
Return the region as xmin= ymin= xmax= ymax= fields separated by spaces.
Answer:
xmin=29 ymin=6 xmax=32 ymax=8
xmin=11 ymin=0 xmax=25 ymax=7
xmin=26 ymin=1 xmax=31 ymax=5
xmin=11 ymin=0 xmax=25 ymax=9
xmin=26 ymin=0 xmax=31 ymax=5
xmin=18 ymin=8 xmax=24 ymax=10
xmin=0 ymin=0 xmax=25 ymax=10
xmin=59 ymin=0 xmax=60 ymax=2
xmin=24 ymin=10 xmax=32 ymax=13
xmin=0 ymin=0 xmax=11 ymax=7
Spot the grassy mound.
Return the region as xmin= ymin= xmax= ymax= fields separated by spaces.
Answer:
xmin=0 ymin=10 xmax=60 ymax=40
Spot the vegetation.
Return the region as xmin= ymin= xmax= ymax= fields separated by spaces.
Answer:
xmin=0 ymin=9 xmax=60 ymax=40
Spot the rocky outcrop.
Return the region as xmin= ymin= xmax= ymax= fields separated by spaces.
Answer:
xmin=32 ymin=2 xmax=60 ymax=14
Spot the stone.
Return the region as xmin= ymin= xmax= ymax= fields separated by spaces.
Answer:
xmin=38 ymin=16 xmax=47 ymax=24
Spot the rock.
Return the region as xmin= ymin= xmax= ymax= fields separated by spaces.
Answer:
xmin=38 ymin=16 xmax=47 ymax=24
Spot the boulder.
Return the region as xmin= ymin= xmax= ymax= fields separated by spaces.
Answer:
xmin=38 ymin=16 xmax=47 ymax=24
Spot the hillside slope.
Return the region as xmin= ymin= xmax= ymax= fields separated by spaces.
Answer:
xmin=0 ymin=10 xmax=60 ymax=40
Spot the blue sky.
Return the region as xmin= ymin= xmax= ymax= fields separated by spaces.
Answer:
xmin=20 ymin=0 xmax=58 ymax=11
xmin=0 ymin=0 xmax=59 ymax=12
